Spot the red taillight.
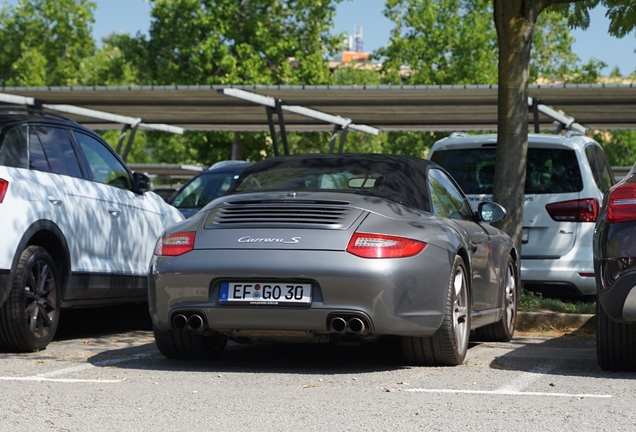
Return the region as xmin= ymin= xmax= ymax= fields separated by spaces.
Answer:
xmin=154 ymin=232 xmax=196 ymax=256
xmin=346 ymin=232 xmax=426 ymax=258
xmin=605 ymin=182 xmax=636 ymax=224
xmin=0 ymin=179 xmax=8 ymax=203
xmin=545 ymin=199 xmax=598 ymax=222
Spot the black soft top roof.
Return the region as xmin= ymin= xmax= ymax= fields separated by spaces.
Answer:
xmin=231 ymin=153 xmax=436 ymax=211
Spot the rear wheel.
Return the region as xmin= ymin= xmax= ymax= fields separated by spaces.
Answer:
xmin=153 ymin=326 xmax=227 ymax=360
xmin=597 ymin=298 xmax=636 ymax=371
xmin=402 ymin=255 xmax=470 ymax=366
xmin=474 ymin=256 xmax=517 ymax=342
xmin=0 ymin=246 xmax=61 ymax=352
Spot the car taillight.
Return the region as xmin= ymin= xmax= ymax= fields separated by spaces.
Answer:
xmin=0 ymin=179 xmax=8 ymax=203
xmin=545 ymin=199 xmax=598 ymax=222
xmin=605 ymin=182 xmax=636 ymax=224
xmin=154 ymin=232 xmax=196 ymax=256
xmin=346 ymin=232 xmax=426 ymax=258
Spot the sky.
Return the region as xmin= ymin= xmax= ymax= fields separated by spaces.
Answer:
xmin=3 ymin=0 xmax=635 ymax=76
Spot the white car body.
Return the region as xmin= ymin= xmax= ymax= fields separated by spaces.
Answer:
xmin=0 ymin=112 xmax=183 ymax=352
xmin=429 ymin=132 xmax=614 ymax=297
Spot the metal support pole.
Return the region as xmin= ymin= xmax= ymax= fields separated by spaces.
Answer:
xmin=115 ymin=124 xmax=131 ymax=154
xmin=328 ymin=124 xmax=340 ymax=153
xmin=338 ymin=125 xmax=349 ymax=153
xmin=275 ymin=99 xmax=289 ymax=156
xmin=265 ymin=106 xmax=280 ymax=157
xmin=121 ymin=119 xmax=142 ymax=162
xmin=532 ymin=97 xmax=540 ymax=134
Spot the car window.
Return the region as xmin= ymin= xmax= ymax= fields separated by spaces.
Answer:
xmin=28 ymin=127 xmax=51 ymax=172
xmin=585 ymin=145 xmax=614 ymax=193
xmin=172 ymin=172 xmax=240 ymax=209
xmin=31 ymin=126 xmax=83 ymax=178
xmin=431 ymin=147 xmax=583 ymax=194
xmin=73 ymin=131 xmax=132 ymax=190
xmin=428 ymin=169 xmax=472 ymax=220
xmin=0 ymin=125 xmax=28 ymax=168
xmin=236 ymin=167 xmax=385 ymax=192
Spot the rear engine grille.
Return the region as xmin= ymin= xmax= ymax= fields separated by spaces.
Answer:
xmin=205 ymin=200 xmax=357 ymax=229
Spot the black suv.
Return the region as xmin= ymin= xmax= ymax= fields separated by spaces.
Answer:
xmin=594 ymin=162 xmax=636 ymax=371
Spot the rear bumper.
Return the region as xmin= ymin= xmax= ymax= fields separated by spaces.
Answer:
xmin=597 ymin=268 xmax=636 ymax=323
xmin=520 ymin=253 xmax=595 ymax=296
xmin=149 ymin=247 xmax=453 ymax=338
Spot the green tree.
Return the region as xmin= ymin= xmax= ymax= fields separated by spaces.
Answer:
xmin=135 ymin=0 xmax=346 ymax=162
xmin=376 ymin=0 xmax=600 ymax=86
xmin=493 ymin=0 xmax=635 ymax=247
xmin=80 ymin=33 xmax=147 ymax=86
xmin=0 ymin=0 xmax=96 ymax=86
xmin=376 ymin=0 xmax=498 ymax=85
xmin=145 ymin=0 xmax=343 ymax=86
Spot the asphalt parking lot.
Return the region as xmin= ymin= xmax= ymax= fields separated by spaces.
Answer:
xmin=0 ymin=305 xmax=634 ymax=432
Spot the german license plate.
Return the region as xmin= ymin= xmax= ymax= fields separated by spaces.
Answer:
xmin=219 ymin=282 xmax=312 ymax=305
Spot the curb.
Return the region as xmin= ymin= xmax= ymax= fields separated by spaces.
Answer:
xmin=516 ymin=312 xmax=595 ymax=333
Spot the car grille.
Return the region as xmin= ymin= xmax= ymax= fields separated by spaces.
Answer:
xmin=204 ymin=200 xmax=360 ymax=229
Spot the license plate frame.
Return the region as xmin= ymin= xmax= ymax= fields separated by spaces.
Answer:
xmin=219 ymin=282 xmax=312 ymax=306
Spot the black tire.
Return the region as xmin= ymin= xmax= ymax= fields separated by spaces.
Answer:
xmin=474 ymin=256 xmax=517 ymax=342
xmin=401 ymin=255 xmax=471 ymax=366
xmin=153 ymin=326 xmax=227 ymax=360
xmin=597 ymin=298 xmax=636 ymax=371
xmin=0 ymin=246 xmax=61 ymax=352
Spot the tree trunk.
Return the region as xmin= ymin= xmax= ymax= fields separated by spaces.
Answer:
xmin=231 ymin=132 xmax=243 ymax=160
xmin=492 ymin=0 xmax=542 ymax=250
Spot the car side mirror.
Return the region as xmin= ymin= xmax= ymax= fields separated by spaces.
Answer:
xmin=478 ymin=201 xmax=506 ymax=223
xmin=133 ymin=172 xmax=151 ymax=194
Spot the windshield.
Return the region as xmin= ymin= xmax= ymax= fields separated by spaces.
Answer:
xmin=430 ymin=148 xmax=583 ymax=194
xmin=171 ymin=171 xmax=240 ymax=209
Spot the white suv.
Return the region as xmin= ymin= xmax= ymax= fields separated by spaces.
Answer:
xmin=0 ymin=109 xmax=183 ymax=352
xmin=429 ymin=132 xmax=614 ymax=298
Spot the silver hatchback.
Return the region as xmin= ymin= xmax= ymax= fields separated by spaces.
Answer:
xmin=429 ymin=132 xmax=614 ymax=297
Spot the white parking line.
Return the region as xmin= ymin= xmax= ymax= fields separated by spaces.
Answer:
xmin=405 ymin=365 xmax=612 ymax=399
xmin=495 ymin=365 xmax=555 ymax=393
xmin=404 ymin=388 xmax=611 ymax=398
xmin=0 ymin=352 xmax=155 ymax=383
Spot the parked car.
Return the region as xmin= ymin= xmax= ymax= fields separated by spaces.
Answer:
xmin=0 ymin=108 xmax=183 ymax=352
xmin=429 ymin=132 xmax=614 ymax=298
xmin=149 ymin=153 xmax=519 ymax=366
xmin=594 ymin=162 xmax=636 ymax=371
xmin=166 ymin=160 xmax=252 ymax=218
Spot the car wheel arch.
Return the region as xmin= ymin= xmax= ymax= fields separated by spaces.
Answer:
xmin=5 ymin=221 xmax=71 ymax=305
xmin=455 ymin=246 xmax=472 ymax=294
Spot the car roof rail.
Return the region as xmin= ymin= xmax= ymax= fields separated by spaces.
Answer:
xmin=0 ymin=107 xmax=75 ymax=123
xmin=448 ymin=131 xmax=470 ymax=139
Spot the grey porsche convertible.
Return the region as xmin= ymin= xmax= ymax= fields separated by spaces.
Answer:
xmin=149 ymin=154 xmax=519 ymax=366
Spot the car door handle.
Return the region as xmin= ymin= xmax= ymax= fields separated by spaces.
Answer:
xmin=470 ymin=242 xmax=478 ymax=253
xmin=108 ymin=208 xmax=121 ymax=217
xmin=47 ymin=196 xmax=62 ymax=205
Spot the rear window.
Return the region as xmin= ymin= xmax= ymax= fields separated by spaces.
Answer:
xmin=230 ymin=154 xmax=432 ymax=212
xmin=430 ymin=148 xmax=583 ymax=195
xmin=235 ymin=167 xmax=384 ymax=192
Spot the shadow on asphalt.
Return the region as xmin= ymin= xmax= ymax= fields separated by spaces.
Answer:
xmin=56 ymin=305 xmax=636 ymax=378
xmin=97 ymin=339 xmax=409 ymax=375
xmin=55 ymin=303 xmax=152 ymax=340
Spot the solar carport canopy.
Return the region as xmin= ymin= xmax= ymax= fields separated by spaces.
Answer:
xmin=0 ymin=83 xmax=635 ymax=132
